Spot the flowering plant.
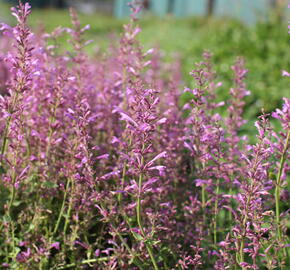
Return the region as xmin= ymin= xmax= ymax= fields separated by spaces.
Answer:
xmin=0 ymin=2 xmax=288 ymax=269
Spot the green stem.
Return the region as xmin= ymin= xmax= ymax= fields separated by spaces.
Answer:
xmin=2 ymin=91 xmax=25 ymax=262
xmin=99 ymin=200 xmax=144 ymax=268
xmin=5 ymin=156 xmax=19 ymax=262
xmin=10 ymin=221 xmax=15 ymax=257
xmin=45 ymin=101 xmax=59 ymax=160
xmin=275 ymin=131 xmax=289 ymax=241
xmin=118 ymin=163 xmax=127 ymax=203
xmin=213 ymin=179 xmax=220 ymax=245
xmin=229 ymin=186 xmax=233 ymax=224
xmin=239 ymin=239 xmax=245 ymax=270
xmin=200 ymin=161 xmax=206 ymax=223
xmin=118 ymin=136 xmax=132 ymax=203
xmin=145 ymin=244 xmax=159 ymax=270
xmin=275 ymin=131 xmax=289 ymax=266
xmin=201 ymin=184 xmax=206 ymax=225
xmin=239 ymin=193 xmax=252 ymax=270
xmin=56 ymin=257 xmax=111 ymax=270
xmin=53 ymin=178 xmax=71 ymax=235
xmin=111 ymin=224 xmax=144 ymax=269
xmin=201 ymin=184 xmax=206 ymax=209
xmin=63 ymin=198 xmax=72 ymax=236
xmin=136 ymin=154 xmax=159 ymax=270
xmin=1 ymin=115 xmax=12 ymax=158
xmin=136 ymin=172 xmax=145 ymax=236
xmin=1 ymin=92 xmax=19 ymax=160
xmin=7 ymin=176 xmax=16 ymax=216
xmin=63 ymin=179 xmax=74 ymax=236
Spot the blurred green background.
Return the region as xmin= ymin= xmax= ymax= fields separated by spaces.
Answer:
xmin=0 ymin=0 xmax=289 ymax=128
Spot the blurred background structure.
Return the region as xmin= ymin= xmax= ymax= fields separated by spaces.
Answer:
xmin=4 ymin=0 xmax=66 ymax=8
xmin=115 ymin=0 xmax=271 ymax=23
xmin=115 ymin=0 xmax=288 ymax=24
xmin=1 ymin=0 xmax=288 ymax=23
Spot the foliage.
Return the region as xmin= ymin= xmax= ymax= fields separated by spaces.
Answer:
xmin=1 ymin=1 xmax=289 ymax=115
xmin=0 ymin=2 xmax=289 ymax=269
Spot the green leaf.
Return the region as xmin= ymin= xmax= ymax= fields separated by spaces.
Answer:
xmin=28 ymin=223 xmax=35 ymax=231
xmin=269 ymin=172 xmax=276 ymax=180
xmin=43 ymin=181 xmax=58 ymax=188
xmin=2 ymin=214 xmax=11 ymax=223
xmin=27 ymin=174 xmax=38 ymax=182
xmin=0 ymin=164 xmax=6 ymax=175
xmin=12 ymin=200 xmax=22 ymax=207
xmin=132 ymin=231 xmax=143 ymax=241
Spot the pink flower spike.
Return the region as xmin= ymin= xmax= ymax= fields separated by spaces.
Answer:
xmin=51 ymin=242 xmax=60 ymax=250
xmin=282 ymin=70 xmax=290 ymax=77
xmin=145 ymin=151 xmax=167 ymax=168
xmin=148 ymin=165 xmax=166 ymax=176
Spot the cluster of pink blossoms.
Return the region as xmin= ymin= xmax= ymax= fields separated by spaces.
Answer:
xmin=0 ymin=2 xmax=289 ymax=269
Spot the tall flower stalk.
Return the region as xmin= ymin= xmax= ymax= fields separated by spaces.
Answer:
xmin=272 ymin=97 xmax=290 ymax=264
xmin=0 ymin=2 xmax=32 ymax=158
xmin=0 ymin=2 xmax=288 ymax=269
xmin=115 ymin=83 xmax=166 ymax=269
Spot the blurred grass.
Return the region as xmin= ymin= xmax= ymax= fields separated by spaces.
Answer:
xmin=1 ymin=1 xmax=289 ymax=122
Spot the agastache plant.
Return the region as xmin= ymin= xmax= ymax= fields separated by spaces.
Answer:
xmin=0 ymin=1 xmax=289 ymax=269
xmin=0 ymin=1 xmax=33 ymax=168
xmin=0 ymin=2 xmax=34 ymax=264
